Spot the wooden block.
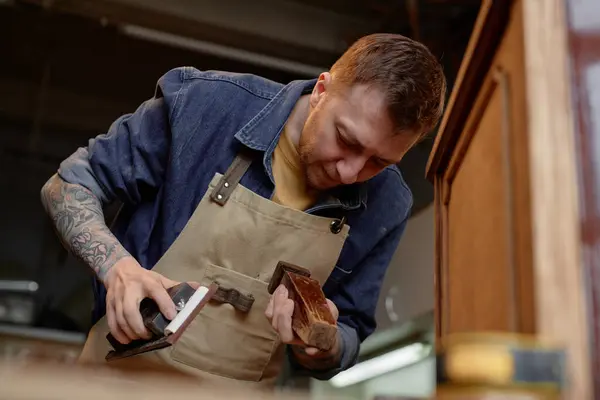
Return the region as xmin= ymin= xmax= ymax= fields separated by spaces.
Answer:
xmin=268 ymin=261 xmax=311 ymax=294
xmin=281 ymin=270 xmax=337 ymax=351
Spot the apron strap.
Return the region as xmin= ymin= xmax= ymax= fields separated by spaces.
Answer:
xmin=210 ymin=151 xmax=254 ymax=206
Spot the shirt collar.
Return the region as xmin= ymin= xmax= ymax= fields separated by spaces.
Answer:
xmin=234 ymin=79 xmax=314 ymax=150
xmin=233 ymin=78 xmax=367 ymax=211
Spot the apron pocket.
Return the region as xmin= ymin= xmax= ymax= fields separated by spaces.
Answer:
xmin=170 ymin=263 xmax=279 ymax=382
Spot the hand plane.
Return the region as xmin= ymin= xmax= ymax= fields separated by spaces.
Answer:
xmin=105 ymin=282 xmax=218 ymax=361
xmin=268 ymin=261 xmax=338 ymax=351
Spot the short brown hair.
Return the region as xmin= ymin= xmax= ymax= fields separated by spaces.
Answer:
xmin=330 ymin=33 xmax=447 ymax=141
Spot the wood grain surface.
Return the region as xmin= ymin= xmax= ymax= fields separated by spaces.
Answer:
xmin=284 ymin=272 xmax=337 ymax=351
xmin=0 ymin=363 xmax=323 ymax=400
xmin=521 ymin=0 xmax=592 ymax=398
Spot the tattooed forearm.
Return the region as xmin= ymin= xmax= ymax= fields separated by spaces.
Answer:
xmin=290 ymin=335 xmax=342 ymax=371
xmin=41 ymin=174 xmax=131 ymax=282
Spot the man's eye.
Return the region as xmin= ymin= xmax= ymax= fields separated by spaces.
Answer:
xmin=337 ymin=130 xmax=348 ymax=146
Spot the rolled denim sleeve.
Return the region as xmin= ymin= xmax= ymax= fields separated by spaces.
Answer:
xmin=287 ymin=217 xmax=409 ymax=380
xmin=58 ymin=67 xmax=187 ymax=206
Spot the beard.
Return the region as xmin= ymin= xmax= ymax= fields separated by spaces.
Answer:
xmin=296 ymin=102 xmax=341 ymax=190
xmin=299 ymin=143 xmax=338 ymax=191
xmin=297 ymin=114 xmax=324 ymax=190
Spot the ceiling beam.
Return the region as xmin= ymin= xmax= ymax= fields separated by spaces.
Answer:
xmin=18 ymin=0 xmax=381 ymax=68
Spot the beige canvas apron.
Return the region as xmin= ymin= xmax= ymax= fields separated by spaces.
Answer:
xmin=77 ymin=150 xmax=350 ymax=390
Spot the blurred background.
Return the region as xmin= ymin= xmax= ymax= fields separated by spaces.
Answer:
xmin=0 ymin=0 xmax=480 ymax=398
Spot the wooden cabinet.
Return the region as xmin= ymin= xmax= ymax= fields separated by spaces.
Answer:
xmin=429 ymin=0 xmax=534 ymax=339
xmin=427 ymin=0 xmax=596 ymax=398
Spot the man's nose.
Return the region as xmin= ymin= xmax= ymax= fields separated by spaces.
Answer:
xmin=337 ymin=157 xmax=366 ymax=185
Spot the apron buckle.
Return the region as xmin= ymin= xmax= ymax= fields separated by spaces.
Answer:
xmin=330 ymin=216 xmax=347 ymax=234
xmin=212 ymin=284 xmax=255 ymax=312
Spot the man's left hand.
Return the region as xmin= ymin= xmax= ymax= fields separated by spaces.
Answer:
xmin=265 ymin=284 xmax=342 ymax=366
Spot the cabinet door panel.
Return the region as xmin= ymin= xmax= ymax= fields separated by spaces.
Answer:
xmin=445 ymin=76 xmax=514 ymax=334
xmin=435 ymin=2 xmax=534 ymax=338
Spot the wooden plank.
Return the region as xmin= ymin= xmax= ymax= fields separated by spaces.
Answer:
xmin=0 ymin=363 xmax=314 ymax=400
xmin=521 ymin=0 xmax=592 ymax=398
xmin=426 ymin=0 xmax=512 ymax=181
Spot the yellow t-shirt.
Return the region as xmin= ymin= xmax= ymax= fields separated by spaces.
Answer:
xmin=271 ymin=127 xmax=319 ymax=211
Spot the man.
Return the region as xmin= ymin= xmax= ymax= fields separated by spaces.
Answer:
xmin=40 ymin=33 xmax=446 ymax=388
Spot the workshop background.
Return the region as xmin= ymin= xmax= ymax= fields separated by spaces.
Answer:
xmin=0 ymin=0 xmax=479 ymax=398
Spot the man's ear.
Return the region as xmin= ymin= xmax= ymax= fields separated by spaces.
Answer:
xmin=310 ymin=72 xmax=331 ymax=108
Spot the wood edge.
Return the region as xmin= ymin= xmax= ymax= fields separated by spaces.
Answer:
xmin=0 ymin=363 xmax=312 ymax=400
xmin=495 ymin=66 xmax=519 ymax=332
xmin=521 ymin=0 xmax=592 ymax=397
xmin=441 ymin=181 xmax=450 ymax=337
xmin=426 ymin=0 xmax=511 ymax=181
xmin=269 ymin=261 xmax=312 ymax=294
xmin=425 ymin=0 xmax=492 ymax=178
xmin=434 ymin=177 xmax=444 ymax=340
xmin=168 ymin=283 xmax=219 ymax=344
xmin=268 ymin=263 xmax=285 ymax=294
xmin=442 ymin=179 xmax=451 ymax=205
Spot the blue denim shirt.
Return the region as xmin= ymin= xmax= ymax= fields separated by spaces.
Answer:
xmin=57 ymin=67 xmax=413 ymax=379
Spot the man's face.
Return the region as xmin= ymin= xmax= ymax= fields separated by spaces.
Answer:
xmin=298 ymin=73 xmax=417 ymax=190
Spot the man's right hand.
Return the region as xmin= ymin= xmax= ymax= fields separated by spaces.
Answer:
xmin=103 ymin=257 xmax=179 ymax=344
xmin=39 ymin=175 xmax=180 ymax=344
